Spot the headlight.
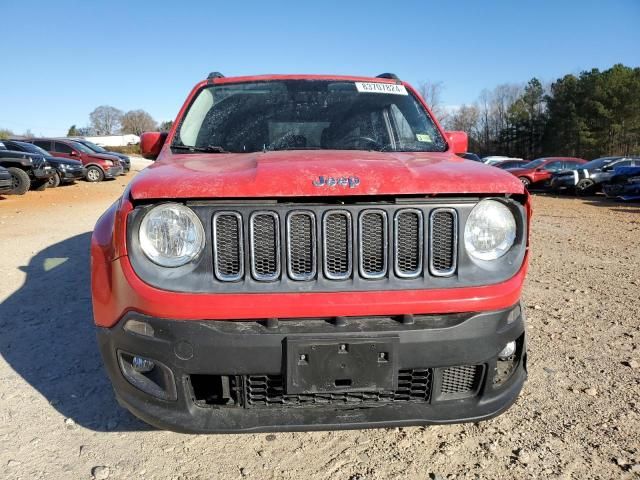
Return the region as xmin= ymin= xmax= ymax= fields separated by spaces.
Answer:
xmin=105 ymin=160 xmax=113 ymax=166
xmin=139 ymin=203 xmax=205 ymax=267
xmin=464 ymin=199 xmax=516 ymax=261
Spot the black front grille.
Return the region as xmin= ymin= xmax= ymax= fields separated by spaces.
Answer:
xmin=323 ymin=212 xmax=351 ymax=279
xmin=245 ymin=369 xmax=432 ymax=408
xmin=395 ymin=210 xmax=422 ymax=277
xmin=250 ymin=213 xmax=279 ymax=280
xmin=208 ymin=203 xmax=460 ymax=287
xmin=430 ymin=209 xmax=457 ymax=276
xmin=287 ymin=212 xmax=315 ymax=280
xmin=359 ymin=210 xmax=387 ymax=278
xmin=213 ymin=213 xmax=243 ymax=281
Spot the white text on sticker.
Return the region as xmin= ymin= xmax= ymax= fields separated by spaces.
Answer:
xmin=355 ymin=82 xmax=408 ymax=95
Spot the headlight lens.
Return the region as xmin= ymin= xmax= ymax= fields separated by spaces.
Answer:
xmin=464 ymin=200 xmax=516 ymax=261
xmin=105 ymin=160 xmax=113 ymax=166
xmin=139 ymin=203 xmax=205 ymax=267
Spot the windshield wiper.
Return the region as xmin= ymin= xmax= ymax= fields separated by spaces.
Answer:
xmin=171 ymin=144 xmax=229 ymax=153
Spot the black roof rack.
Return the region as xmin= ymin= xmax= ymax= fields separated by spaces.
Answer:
xmin=207 ymin=71 xmax=225 ymax=80
xmin=376 ymin=73 xmax=400 ymax=80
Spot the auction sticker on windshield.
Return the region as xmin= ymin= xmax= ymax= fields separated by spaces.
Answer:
xmin=355 ymin=82 xmax=408 ymax=95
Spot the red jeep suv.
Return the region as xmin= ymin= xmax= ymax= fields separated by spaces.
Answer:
xmin=92 ymin=72 xmax=531 ymax=433
xmin=28 ymin=138 xmax=123 ymax=182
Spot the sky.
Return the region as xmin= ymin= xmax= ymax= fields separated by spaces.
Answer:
xmin=1 ymin=0 xmax=638 ymax=137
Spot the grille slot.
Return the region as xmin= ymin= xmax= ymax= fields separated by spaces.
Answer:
xmin=245 ymin=369 xmax=432 ymax=408
xmin=430 ymin=209 xmax=458 ymax=276
xmin=287 ymin=212 xmax=316 ymax=281
xmin=440 ymin=365 xmax=482 ymax=396
xmin=212 ymin=212 xmax=243 ymax=281
xmin=250 ymin=212 xmax=280 ymax=281
xmin=359 ymin=210 xmax=388 ymax=279
xmin=394 ymin=209 xmax=423 ymax=278
xmin=323 ymin=211 xmax=352 ymax=280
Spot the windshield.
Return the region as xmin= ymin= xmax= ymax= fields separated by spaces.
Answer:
xmin=522 ymin=158 xmax=546 ymax=169
xmin=582 ymin=157 xmax=617 ymax=170
xmin=80 ymin=140 xmax=107 ymax=153
xmin=174 ymin=80 xmax=446 ymax=154
xmin=70 ymin=141 xmax=94 ymax=154
xmin=20 ymin=142 xmax=50 ymax=156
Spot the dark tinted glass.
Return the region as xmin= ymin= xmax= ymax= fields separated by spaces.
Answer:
xmin=33 ymin=140 xmax=52 ymax=151
xmin=53 ymin=142 xmax=74 ymax=154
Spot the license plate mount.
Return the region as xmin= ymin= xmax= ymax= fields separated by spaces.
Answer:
xmin=285 ymin=337 xmax=398 ymax=394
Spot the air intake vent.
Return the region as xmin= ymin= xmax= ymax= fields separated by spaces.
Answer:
xmin=250 ymin=212 xmax=280 ymax=281
xmin=213 ymin=212 xmax=243 ymax=281
xmin=287 ymin=212 xmax=316 ymax=280
xmin=323 ymin=211 xmax=352 ymax=280
xmin=430 ymin=209 xmax=458 ymax=276
xmin=440 ymin=365 xmax=482 ymax=396
xmin=359 ymin=210 xmax=388 ymax=278
xmin=394 ymin=209 xmax=423 ymax=278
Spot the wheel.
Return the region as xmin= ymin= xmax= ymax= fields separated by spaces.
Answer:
xmin=575 ymin=178 xmax=595 ymax=196
xmin=7 ymin=167 xmax=31 ymax=195
xmin=519 ymin=177 xmax=531 ymax=188
xmin=85 ymin=166 xmax=105 ymax=182
xmin=47 ymin=172 xmax=61 ymax=188
xmin=32 ymin=180 xmax=48 ymax=191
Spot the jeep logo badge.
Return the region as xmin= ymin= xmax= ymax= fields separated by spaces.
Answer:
xmin=312 ymin=176 xmax=360 ymax=188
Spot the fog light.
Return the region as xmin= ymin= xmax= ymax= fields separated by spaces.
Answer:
xmin=132 ymin=356 xmax=155 ymax=373
xmin=499 ymin=341 xmax=516 ymax=359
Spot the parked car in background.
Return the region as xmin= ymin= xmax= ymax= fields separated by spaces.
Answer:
xmin=602 ymin=166 xmax=640 ymax=201
xmin=482 ymin=156 xmax=523 ymax=166
xmin=550 ymin=156 xmax=640 ymax=195
xmin=458 ymin=152 xmax=483 ymax=162
xmin=506 ymin=157 xmax=587 ymax=189
xmin=3 ymin=140 xmax=85 ymax=188
xmin=0 ymin=166 xmax=13 ymax=194
xmin=0 ymin=141 xmax=54 ymax=194
xmin=24 ymin=138 xmax=123 ymax=182
xmin=492 ymin=159 xmax=529 ymax=170
xmin=69 ymin=138 xmax=131 ymax=172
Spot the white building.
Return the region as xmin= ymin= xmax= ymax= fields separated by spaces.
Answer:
xmin=83 ymin=134 xmax=140 ymax=147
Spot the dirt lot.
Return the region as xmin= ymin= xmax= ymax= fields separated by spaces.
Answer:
xmin=1 ymin=160 xmax=639 ymax=479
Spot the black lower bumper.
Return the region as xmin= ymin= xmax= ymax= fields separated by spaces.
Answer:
xmin=60 ymin=167 xmax=86 ymax=181
xmin=97 ymin=305 xmax=527 ymax=433
xmin=104 ymin=166 xmax=124 ymax=178
xmin=0 ymin=176 xmax=11 ymax=192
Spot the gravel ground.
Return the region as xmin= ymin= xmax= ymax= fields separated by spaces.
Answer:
xmin=0 ymin=159 xmax=638 ymax=479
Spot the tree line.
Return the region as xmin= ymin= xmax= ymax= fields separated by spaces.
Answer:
xmin=443 ymin=64 xmax=640 ymax=160
xmin=67 ymin=106 xmax=173 ymax=137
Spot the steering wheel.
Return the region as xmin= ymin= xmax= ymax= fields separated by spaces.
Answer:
xmin=339 ymin=135 xmax=383 ymax=150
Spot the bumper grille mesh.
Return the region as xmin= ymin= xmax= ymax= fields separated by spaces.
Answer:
xmin=440 ymin=365 xmax=482 ymax=395
xmin=245 ymin=369 xmax=432 ymax=408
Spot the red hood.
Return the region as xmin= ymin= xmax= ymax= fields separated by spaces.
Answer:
xmin=129 ymin=150 xmax=525 ymax=200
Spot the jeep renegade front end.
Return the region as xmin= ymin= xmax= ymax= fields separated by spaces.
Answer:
xmin=92 ymin=73 xmax=530 ymax=433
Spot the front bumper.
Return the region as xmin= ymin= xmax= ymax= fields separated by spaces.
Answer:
xmin=97 ymin=304 xmax=527 ymax=433
xmin=32 ymin=165 xmax=55 ymax=180
xmin=59 ymin=167 xmax=86 ymax=181
xmin=550 ymin=175 xmax=575 ymax=190
xmin=104 ymin=165 xmax=124 ymax=179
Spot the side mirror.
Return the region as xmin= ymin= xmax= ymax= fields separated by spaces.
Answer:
xmin=445 ymin=131 xmax=468 ymax=154
xmin=140 ymin=132 xmax=168 ymax=160
xmin=535 ymin=167 xmax=544 ymax=171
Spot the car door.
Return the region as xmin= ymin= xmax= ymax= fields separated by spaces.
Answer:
xmin=536 ymin=160 xmax=564 ymax=184
xmin=32 ymin=140 xmax=53 ymax=153
xmin=52 ymin=141 xmax=76 ymax=161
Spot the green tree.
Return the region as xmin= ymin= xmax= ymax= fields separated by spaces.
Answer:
xmin=0 ymin=128 xmax=14 ymax=140
xmin=67 ymin=125 xmax=80 ymax=136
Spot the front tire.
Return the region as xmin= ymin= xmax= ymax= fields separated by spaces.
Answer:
xmin=519 ymin=177 xmax=531 ymax=188
xmin=86 ymin=166 xmax=105 ymax=182
xmin=575 ymin=178 xmax=595 ymax=196
xmin=48 ymin=172 xmax=61 ymax=188
xmin=7 ymin=167 xmax=31 ymax=195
